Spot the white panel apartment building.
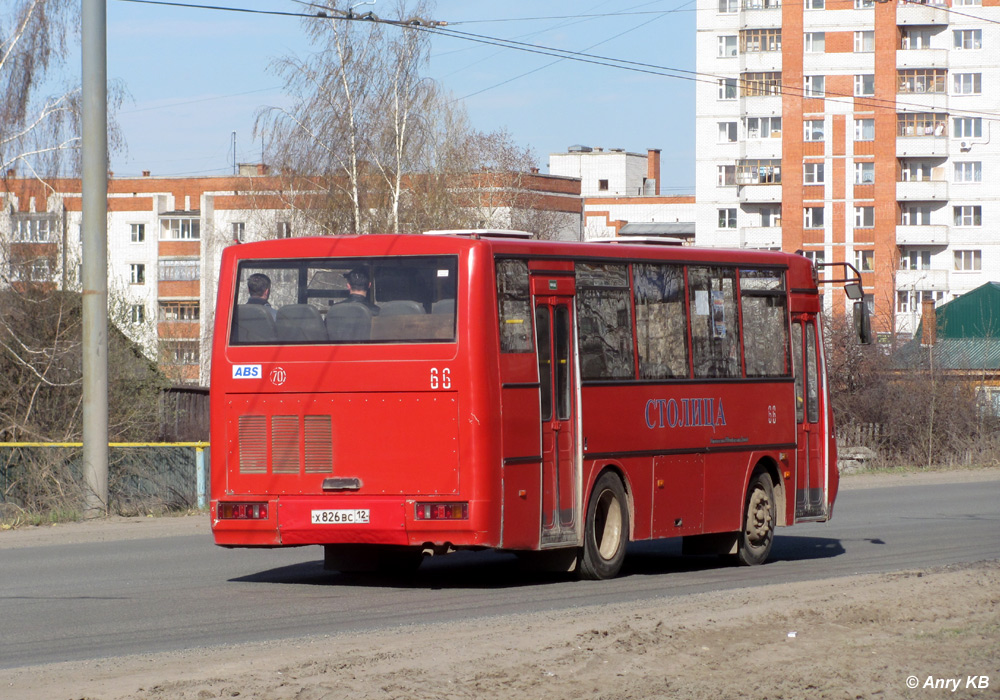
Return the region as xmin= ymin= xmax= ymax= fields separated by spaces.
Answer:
xmin=696 ymin=0 xmax=1000 ymax=337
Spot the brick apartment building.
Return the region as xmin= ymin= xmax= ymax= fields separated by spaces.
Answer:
xmin=1 ymin=166 xmax=582 ymax=385
xmin=696 ymin=0 xmax=1000 ymax=339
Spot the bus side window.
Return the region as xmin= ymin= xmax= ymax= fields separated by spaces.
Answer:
xmin=633 ymin=263 xmax=689 ymax=379
xmin=688 ymin=266 xmax=741 ymax=378
xmin=740 ymin=268 xmax=789 ymax=377
xmin=496 ymin=259 xmax=533 ymax=352
xmin=575 ymin=263 xmax=635 ymax=380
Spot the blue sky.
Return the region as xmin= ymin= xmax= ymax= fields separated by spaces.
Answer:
xmin=106 ymin=0 xmax=696 ymax=192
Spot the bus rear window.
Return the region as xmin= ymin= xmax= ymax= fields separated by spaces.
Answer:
xmin=230 ymin=255 xmax=458 ymax=345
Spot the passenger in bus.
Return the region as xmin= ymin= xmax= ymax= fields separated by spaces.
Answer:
xmin=326 ymin=267 xmax=379 ymax=342
xmin=246 ymin=273 xmax=277 ymax=321
xmin=338 ymin=267 xmax=380 ymax=315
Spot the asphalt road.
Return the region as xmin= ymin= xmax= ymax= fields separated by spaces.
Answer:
xmin=2 ymin=475 xmax=998 ymax=670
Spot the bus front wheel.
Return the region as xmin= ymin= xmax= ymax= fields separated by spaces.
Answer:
xmin=736 ymin=471 xmax=775 ymax=566
xmin=579 ymin=472 xmax=629 ymax=580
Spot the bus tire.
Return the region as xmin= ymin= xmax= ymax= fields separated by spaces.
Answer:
xmin=736 ymin=471 xmax=775 ymax=566
xmin=579 ymin=472 xmax=629 ymax=580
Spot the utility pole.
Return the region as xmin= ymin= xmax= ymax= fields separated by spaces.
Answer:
xmin=82 ymin=0 xmax=109 ymax=516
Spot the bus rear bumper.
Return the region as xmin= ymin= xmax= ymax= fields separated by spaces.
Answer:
xmin=211 ymin=496 xmax=491 ymax=548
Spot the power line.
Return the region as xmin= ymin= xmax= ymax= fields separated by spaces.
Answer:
xmin=112 ymin=0 xmax=1000 ymax=122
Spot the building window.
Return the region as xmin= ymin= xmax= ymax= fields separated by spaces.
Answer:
xmin=129 ymin=264 xmax=145 ymax=285
xmin=718 ymin=122 xmax=738 ymax=142
xmin=854 ymin=30 xmax=875 ymax=53
xmin=158 ymin=259 xmax=200 ymax=281
xmin=597 ymin=179 xmax=609 ymax=192
xmin=805 ymin=0 xmax=824 ymax=8
xmin=953 ymin=29 xmax=982 ymax=50
xmin=854 ymin=119 xmax=875 ymax=141
xmin=897 ymin=290 xmax=944 ymax=314
xmin=130 ymin=223 xmax=145 ymax=243
xmin=901 ymin=204 xmax=933 ymax=226
xmin=129 ymin=304 xmax=145 ymax=324
xmin=736 ymin=159 xmax=782 ymax=185
xmin=718 ymin=165 xmax=736 ymax=186
xmin=954 ymin=0 xmax=980 ymax=5
xmin=953 ymin=73 xmax=982 ymax=95
xmin=897 ymin=68 xmax=947 ymax=94
xmin=804 ymin=75 xmax=825 ymax=98
xmin=953 ymin=117 xmax=982 ymax=139
xmin=901 ymin=29 xmax=932 ymax=50
xmin=718 ymin=35 xmax=738 ymax=56
xmin=804 ymin=32 xmax=825 ymax=53
xmin=900 ymin=160 xmax=934 ymax=182
xmin=854 ymin=206 xmax=875 ymax=228
xmin=745 ymin=116 xmax=780 ymax=139
xmin=804 ymin=206 xmax=824 ymax=229
xmin=803 ymin=119 xmax=825 ymax=141
xmin=232 ymin=222 xmax=246 ymax=242
xmin=718 ymin=208 xmax=737 ymax=228
xmin=897 ymin=112 xmax=947 ymax=137
xmin=718 ymin=78 xmax=737 ymax=100
xmin=954 ymin=249 xmax=982 ymax=271
xmin=13 ymin=215 xmax=57 ymax=243
xmin=159 ymin=301 xmax=201 ymax=321
xmin=740 ymin=28 xmax=781 ymax=53
xmin=163 ymin=340 xmax=200 ymax=365
xmin=854 ymin=0 xmax=874 ymax=7
xmin=953 ymin=206 xmax=982 ymax=227
xmin=740 ymin=72 xmax=781 ymax=97
xmin=854 ymin=74 xmax=875 ymax=96
xmin=760 ymin=206 xmax=781 ymax=227
xmin=719 ymin=0 xmax=738 ymax=12
xmin=276 ymin=221 xmax=293 ymax=238
xmin=855 ymin=250 xmax=874 ymax=272
xmin=802 ymin=250 xmax=825 ymax=266
xmin=160 ymin=218 xmax=200 ymax=241
xmin=804 ymin=162 xmax=825 ymax=185
xmin=855 ymin=162 xmax=875 ymax=185
xmin=900 ymin=250 xmax=932 ymax=270
xmin=954 ymin=161 xmax=982 ymax=183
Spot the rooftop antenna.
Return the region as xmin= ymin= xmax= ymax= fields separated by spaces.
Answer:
xmin=232 ymin=131 xmax=237 ymax=175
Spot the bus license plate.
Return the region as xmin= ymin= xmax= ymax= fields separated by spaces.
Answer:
xmin=311 ymin=509 xmax=370 ymax=524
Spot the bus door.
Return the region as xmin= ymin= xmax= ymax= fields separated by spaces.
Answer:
xmin=533 ymin=279 xmax=579 ymax=547
xmin=792 ymin=317 xmax=828 ymax=519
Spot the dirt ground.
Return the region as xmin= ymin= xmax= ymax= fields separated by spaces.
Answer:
xmin=2 ymin=470 xmax=999 ymax=700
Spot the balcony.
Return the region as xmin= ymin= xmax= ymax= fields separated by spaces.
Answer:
xmin=739 ymin=0 xmax=781 ymax=29
xmin=739 ymin=52 xmax=781 ymax=74
xmin=896 ymin=136 xmax=948 ymax=157
xmin=896 ymin=1 xmax=949 ymax=25
xmin=896 ymin=225 xmax=949 ymax=246
xmin=897 ymin=180 xmax=949 ymax=201
xmin=896 ymin=49 xmax=948 ymax=69
xmin=740 ymin=226 xmax=782 ymax=249
xmin=897 ymin=268 xmax=949 ymax=291
xmin=738 ymin=184 xmax=782 ymax=203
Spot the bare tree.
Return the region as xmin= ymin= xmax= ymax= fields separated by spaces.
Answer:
xmin=256 ymin=1 xmax=560 ymax=237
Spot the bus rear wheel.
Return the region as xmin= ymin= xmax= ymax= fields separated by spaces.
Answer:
xmin=579 ymin=472 xmax=629 ymax=580
xmin=736 ymin=471 xmax=775 ymax=566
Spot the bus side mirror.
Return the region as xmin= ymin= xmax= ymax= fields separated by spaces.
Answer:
xmin=853 ymin=301 xmax=872 ymax=345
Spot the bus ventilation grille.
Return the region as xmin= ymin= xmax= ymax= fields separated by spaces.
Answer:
xmin=304 ymin=415 xmax=334 ymax=473
xmin=237 ymin=414 xmax=335 ymax=475
xmin=271 ymin=416 xmax=300 ymax=474
xmin=238 ymin=415 xmax=268 ymax=474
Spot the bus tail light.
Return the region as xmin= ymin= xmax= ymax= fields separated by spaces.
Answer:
xmin=218 ymin=502 xmax=269 ymax=520
xmin=414 ymin=502 xmax=468 ymax=520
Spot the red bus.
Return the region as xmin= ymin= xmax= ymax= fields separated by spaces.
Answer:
xmin=210 ymin=231 xmax=861 ymax=579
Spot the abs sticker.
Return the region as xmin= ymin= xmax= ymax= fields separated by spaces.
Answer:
xmin=232 ymin=364 xmax=261 ymax=379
